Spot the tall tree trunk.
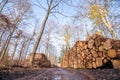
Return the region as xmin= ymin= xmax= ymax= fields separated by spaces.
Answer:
xmin=45 ymin=45 xmax=49 ymax=59
xmin=0 ymin=31 xmax=5 ymax=50
xmin=45 ymin=39 xmax=49 ymax=59
xmin=0 ymin=33 xmax=9 ymax=55
xmin=0 ymin=31 xmax=5 ymax=42
xmin=0 ymin=0 xmax=30 ymax=61
xmin=101 ymin=15 xmax=117 ymax=39
xmin=10 ymin=39 xmax=18 ymax=65
xmin=18 ymin=42 xmax=25 ymax=65
xmin=0 ymin=28 xmax=15 ymax=61
xmin=30 ymin=4 xmax=51 ymax=66
xmin=30 ymin=0 xmax=62 ymax=66
xmin=23 ymin=41 xmax=30 ymax=59
xmin=38 ymin=43 xmax=41 ymax=52
xmin=23 ymin=27 xmax=36 ymax=60
xmin=0 ymin=31 xmax=12 ymax=58
xmin=0 ymin=13 xmax=25 ymax=61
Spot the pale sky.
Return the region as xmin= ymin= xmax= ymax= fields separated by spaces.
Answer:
xmin=28 ymin=0 xmax=80 ymax=55
xmin=1 ymin=0 xmax=120 ymax=57
xmin=28 ymin=0 xmax=120 ymax=56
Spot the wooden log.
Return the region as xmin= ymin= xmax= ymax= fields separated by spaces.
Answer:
xmin=107 ymin=57 xmax=111 ymax=61
xmin=89 ymin=34 xmax=97 ymax=39
xmin=96 ymin=57 xmax=103 ymax=67
xmin=88 ymin=39 xmax=94 ymax=49
xmin=74 ymin=60 xmax=78 ymax=68
xmin=107 ymin=49 xmax=116 ymax=58
xmin=87 ymin=62 xmax=92 ymax=68
xmin=116 ymin=50 xmax=120 ymax=59
xmin=92 ymin=62 xmax=97 ymax=68
xmin=84 ymin=44 xmax=88 ymax=49
xmin=62 ymin=34 xmax=120 ymax=69
xmin=92 ymin=46 xmax=96 ymax=51
xmin=103 ymin=59 xmax=108 ymax=64
xmin=98 ymin=52 xmax=103 ymax=57
xmin=112 ymin=40 xmax=120 ymax=49
xmin=99 ymin=46 xmax=104 ymax=51
xmin=112 ymin=60 xmax=120 ymax=69
xmin=78 ymin=60 xmax=82 ymax=68
xmin=103 ymin=39 xmax=112 ymax=50
xmin=92 ymin=58 xmax=96 ymax=62
xmin=91 ymin=50 xmax=98 ymax=58
xmin=95 ymin=37 xmax=101 ymax=47
xmin=62 ymin=54 xmax=69 ymax=68
xmin=23 ymin=53 xmax=51 ymax=67
xmin=76 ymin=48 xmax=80 ymax=53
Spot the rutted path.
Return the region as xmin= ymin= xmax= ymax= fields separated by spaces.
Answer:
xmin=16 ymin=68 xmax=93 ymax=80
xmin=0 ymin=68 xmax=120 ymax=80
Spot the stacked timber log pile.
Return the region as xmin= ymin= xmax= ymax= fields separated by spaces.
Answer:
xmin=62 ymin=34 xmax=120 ymax=69
xmin=22 ymin=53 xmax=51 ymax=68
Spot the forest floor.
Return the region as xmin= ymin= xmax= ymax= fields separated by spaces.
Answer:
xmin=0 ymin=67 xmax=120 ymax=80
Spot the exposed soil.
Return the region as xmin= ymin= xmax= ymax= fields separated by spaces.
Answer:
xmin=0 ymin=67 xmax=120 ymax=80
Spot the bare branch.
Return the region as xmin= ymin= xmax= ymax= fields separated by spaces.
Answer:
xmin=51 ymin=13 xmax=59 ymax=22
xmin=62 ymin=0 xmax=77 ymax=7
xmin=50 ymin=0 xmax=62 ymax=10
xmin=51 ymin=11 xmax=75 ymax=18
xmin=36 ymin=0 xmax=47 ymax=11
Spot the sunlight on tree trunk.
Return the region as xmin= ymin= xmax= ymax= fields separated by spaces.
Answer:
xmin=0 ymin=0 xmax=30 ymax=61
xmin=89 ymin=4 xmax=117 ymax=39
xmin=31 ymin=6 xmax=51 ymax=66
xmin=64 ymin=34 xmax=70 ymax=50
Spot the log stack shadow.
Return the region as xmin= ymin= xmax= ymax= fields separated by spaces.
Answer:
xmin=62 ymin=34 xmax=120 ymax=69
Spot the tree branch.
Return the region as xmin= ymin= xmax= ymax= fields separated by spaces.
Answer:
xmin=51 ymin=11 xmax=75 ymax=18
xmin=62 ymin=0 xmax=77 ymax=7
xmin=36 ymin=0 xmax=47 ymax=11
xmin=50 ymin=0 xmax=62 ymax=10
xmin=0 ymin=0 xmax=8 ymax=13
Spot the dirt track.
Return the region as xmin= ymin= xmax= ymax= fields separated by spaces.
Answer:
xmin=0 ymin=68 xmax=120 ymax=80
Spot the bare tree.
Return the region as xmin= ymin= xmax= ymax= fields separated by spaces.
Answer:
xmin=43 ymin=20 xmax=56 ymax=59
xmin=0 ymin=14 xmax=12 ymax=47
xmin=74 ymin=0 xmax=119 ymax=39
xmin=18 ymin=36 xmax=28 ymax=64
xmin=31 ymin=0 xmax=63 ymax=66
xmin=89 ymin=3 xmax=117 ymax=39
xmin=10 ymin=30 xmax=22 ymax=65
xmin=0 ymin=0 xmax=30 ymax=61
xmin=22 ymin=22 xmax=37 ymax=60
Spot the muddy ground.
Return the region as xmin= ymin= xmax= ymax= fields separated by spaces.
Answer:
xmin=0 ymin=67 xmax=120 ymax=80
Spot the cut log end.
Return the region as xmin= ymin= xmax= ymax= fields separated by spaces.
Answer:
xmin=62 ymin=34 xmax=120 ymax=69
xmin=108 ymin=49 xmax=116 ymax=58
